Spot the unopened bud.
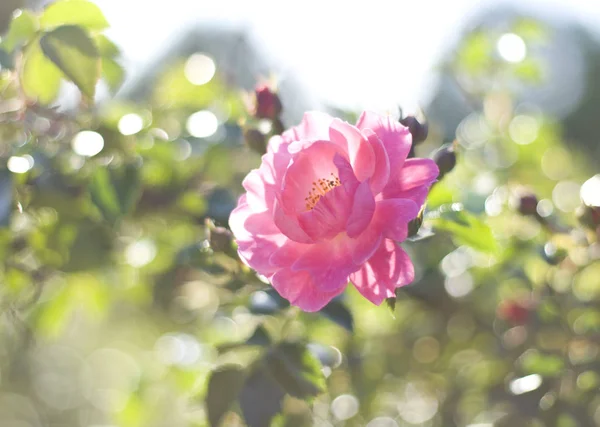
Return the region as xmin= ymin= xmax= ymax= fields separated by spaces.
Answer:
xmin=206 ymin=220 xmax=233 ymax=253
xmin=497 ymin=299 xmax=531 ymax=325
xmin=400 ymin=115 xmax=428 ymax=145
xmin=253 ymin=84 xmax=282 ymax=120
xmin=244 ymin=128 xmax=266 ymax=155
xmin=576 ymin=205 xmax=600 ymax=229
xmin=517 ymin=193 xmax=539 ymax=216
xmin=433 ymin=143 xmax=456 ymax=179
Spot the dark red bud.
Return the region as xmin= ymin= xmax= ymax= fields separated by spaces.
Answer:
xmin=518 ymin=193 xmax=539 ymax=216
xmin=206 ymin=223 xmax=233 ymax=253
xmin=433 ymin=143 xmax=456 ymax=178
xmin=497 ymin=300 xmax=531 ymax=325
xmin=576 ymin=205 xmax=600 ymax=229
xmin=400 ymin=115 xmax=428 ymax=145
xmin=253 ymin=84 xmax=282 ymax=120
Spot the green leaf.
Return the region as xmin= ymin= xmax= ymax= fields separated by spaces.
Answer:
xmin=1 ymin=10 xmax=38 ymax=53
xmin=101 ymin=57 xmax=125 ymax=93
xmin=20 ymin=38 xmax=63 ymax=104
xmin=520 ymin=351 xmax=564 ymax=377
xmin=513 ymin=58 xmax=543 ymax=84
xmin=89 ymin=162 xmax=140 ymax=225
xmin=40 ymin=0 xmax=109 ymax=30
xmin=246 ymin=324 xmax=271 ymax=347
xmin=94 ymin=34 xmax=120 ymax=57
xmin=239 ymin=366 xmax=285 ymax=427
xmin=265 ymin=342 xmax=326 ymax=399
xmin=205 ymin=365 xmax=246 ymax=427
xmin=319 ymin=299 xmax=354 ymax=332
xmin=457 ymin=31 xmax=493 ymax=74
xmin=429 ymin=205 xmax=499 ymax=254
xmin=40 ymin=25 xmax=100 ymax=99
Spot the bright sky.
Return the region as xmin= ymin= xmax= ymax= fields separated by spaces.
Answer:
xmin=95 ymin=0 xmax=600 ymax=113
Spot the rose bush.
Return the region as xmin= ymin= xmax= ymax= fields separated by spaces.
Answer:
xmin=230 ymin=111 xmax=439 ymax=311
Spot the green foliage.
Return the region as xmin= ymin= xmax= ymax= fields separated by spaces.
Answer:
xmin=0 ymin=10 xmax=37 ymax=53
xmin=429 ymin=204 xmax=500 ymax=254
xmin=2 ymin=5 xmax=600 ymax=427
xmin=39 ymin=0 xmax=109 ymax=31
xmin=40 ymin=25 xmax=100 ymax=99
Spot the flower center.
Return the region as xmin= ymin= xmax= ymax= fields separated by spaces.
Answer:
xmin=304 ymin=173 xmax=341 ymax=210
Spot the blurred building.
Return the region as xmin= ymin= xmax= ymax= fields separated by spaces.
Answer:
xmin=118 ymin=24 xmax=314 ymax=126
xmin=425 ymin=4 xmax=600 ymax=158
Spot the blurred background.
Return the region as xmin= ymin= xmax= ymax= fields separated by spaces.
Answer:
xmin=1 ymin=0 xmax=600 ymax=426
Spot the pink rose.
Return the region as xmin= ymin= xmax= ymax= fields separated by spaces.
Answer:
xmin=230 ymin=111 xmax=439 ymax=311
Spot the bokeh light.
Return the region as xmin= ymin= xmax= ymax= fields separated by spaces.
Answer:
xmin=7 ymin=155 xmax=34 ymax=173
xmin=497 ymin=33 xmax=526 ymax=63
xmin=71 ymin=131 xmax=105 ymax=157
xmin=184 ymin=53 xmax=216 ymax=85
xmin=118 ymin=113 xmax=145 ymax=135
xmin=186 ymin=110 xmax=219 ymax=138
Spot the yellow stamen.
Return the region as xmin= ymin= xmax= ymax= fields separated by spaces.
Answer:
xmin=305 ymin=173 xmax=341 ymax=210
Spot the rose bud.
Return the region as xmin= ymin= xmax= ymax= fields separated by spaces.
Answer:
xmin=433 ymin=143 xmax=456 ymax=179
xmin=206 ymin=220 xmax=233 ymax=253
xmin=244 ymin=128 xmax=266 ymax=155
xmin=253 ymin=84 xmax=282 ymax=120
xmin=517 ymin=192 xmax=539 ymax=217
xmin=497 ymin=299 xmax=531 ymax=325
xmin=576 ymin=205 xmax=600 ymax=229
xmin=400 ymin=115 xmax=428 ymax=145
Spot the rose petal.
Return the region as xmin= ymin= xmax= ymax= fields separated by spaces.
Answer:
xmin=329 ymin=119 xmax=375 ymax=182
xmin=271 ymin=268 xmax=346 ymax=312
xmin=298 ymin=185 xmax=352 ymax=240
xmin=356 ymin=111 xmax=411 ymax=184
xmin=273 ymin=198 xmax=313 ymax=243
xmin=363 ymin=129 xmax=390 ymax=194
xmin=376 ymin=198 xmax=419 ymax=241
xmin=346 ymin=179 xmax=375 ymax=238
xmin=350 ymin=239 xmax=415 ymax=305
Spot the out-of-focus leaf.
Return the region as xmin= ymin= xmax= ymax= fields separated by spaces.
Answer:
xmin=0 ymin=10 xmax=37 ymax=52
xmin=319 ymin=299 xmax=354 ymax=332
xmin=430 ymin=205 xmax=499 ymax=254
xmin=205 ymin=365 xmax=245 ymax=427
xmin=249 ymin=288 xmax=290 ymax=315
xmin=265 ymin=342 xmax=326 ymax=399
xmin=94 ymin=34 xmax=120 ymax=57
xmin=457 ymin=31 xmax=493 ymax=74
xmin=40 ymin=25 xmax=100 ymax=99
xmin=21 ymin=38 xmax=63 ymax=104
xmin=101 ymin=57 xmax=124 ymax=93
xmin=514 ymin=58 xmax=543 ymax=84
xmin=520 ymin=351 xmax=564 ymax=377
xmin=62 ymin=222 xmax=113 ymax=272
xmin=426 ymin=181 xmax=454 ymax=208
xmin=218 ymin=324 xmax=272 ymax=353
xmin=513 ymin=18 xmax=548 ymax=42
xmin=0 ymin=169 xmax=12 ymax=227
xmin=239 ymin=366 xmax=285 ymax=427
xmin=39 ymin=0 xmax=109 ymax=30
xmin=89 ymin=163 xmax=140 ymax=224
xmin=247 ymin=324 xmax=271 ymax=346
